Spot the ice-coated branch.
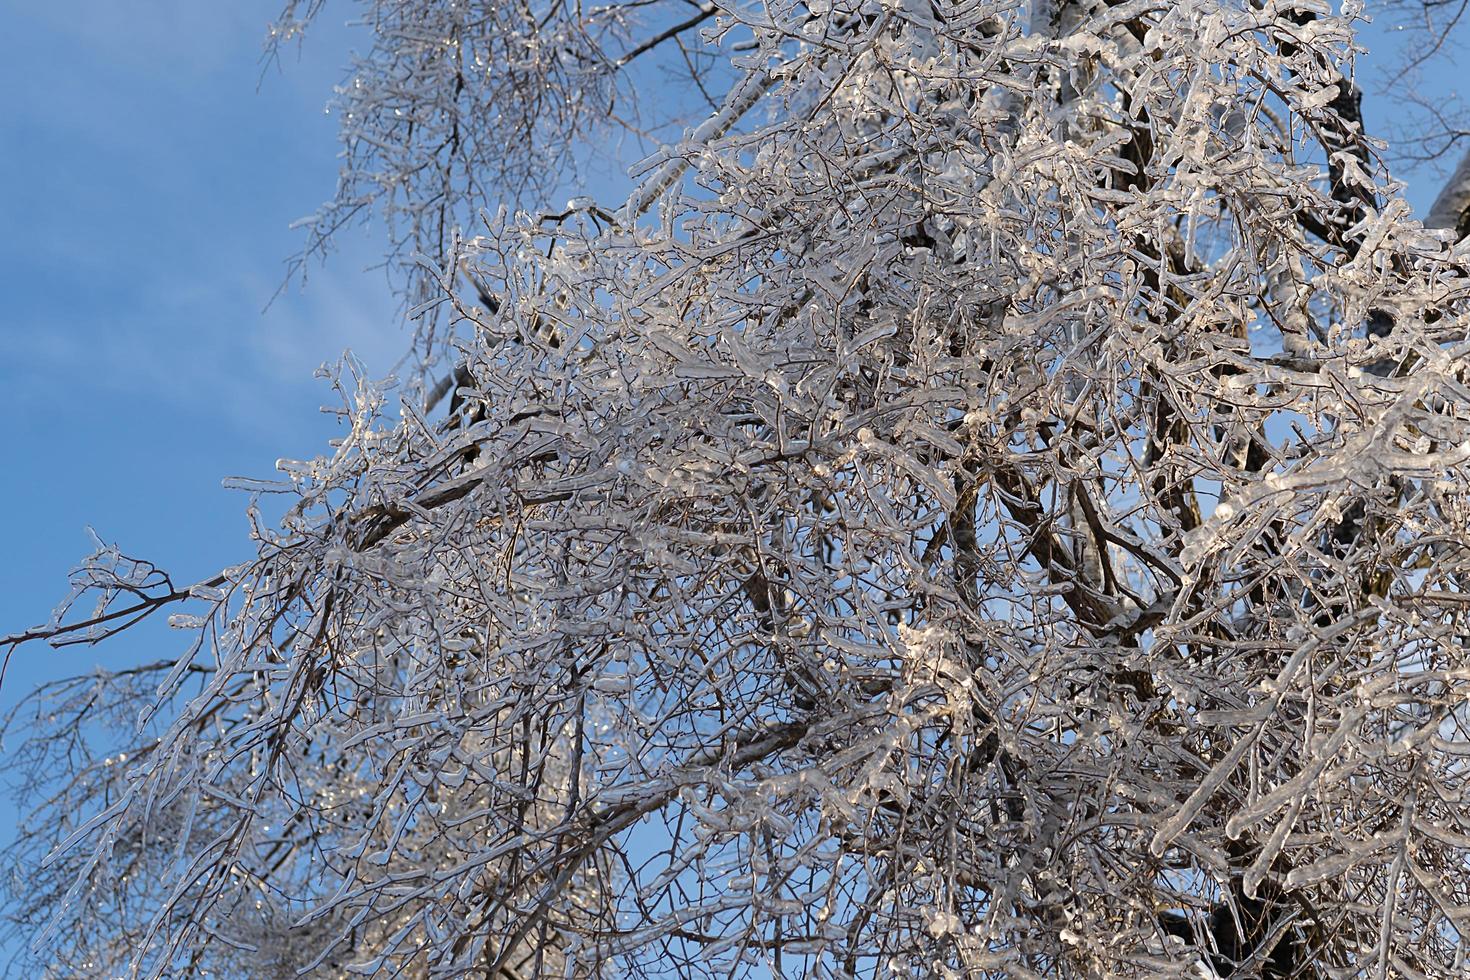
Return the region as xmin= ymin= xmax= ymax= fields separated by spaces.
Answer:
xmin=10 ymin=2 xmax=1470 ymax=978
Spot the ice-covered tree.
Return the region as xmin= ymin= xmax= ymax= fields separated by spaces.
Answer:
xmin=7 ymin=0 xmax=1470 ymax=976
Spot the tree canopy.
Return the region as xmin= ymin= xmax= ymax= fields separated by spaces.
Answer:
xmin=7 ymin=0 xmax=1470 ymax=977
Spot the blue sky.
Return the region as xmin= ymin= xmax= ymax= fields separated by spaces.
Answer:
xmin=0 ymin=0 xmax=1465 ymax=969
xmin=0 ymin=6 xmax=401 ymax=706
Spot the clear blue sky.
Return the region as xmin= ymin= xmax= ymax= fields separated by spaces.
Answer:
xmin=0 ymin=6 xmax=402 ymax=709
xmin=0 ymin=0 xmax=1463 ymax=970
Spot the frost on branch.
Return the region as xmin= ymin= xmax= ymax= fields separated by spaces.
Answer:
xmin=8 ymin=0 xmax=1470 ymax=977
